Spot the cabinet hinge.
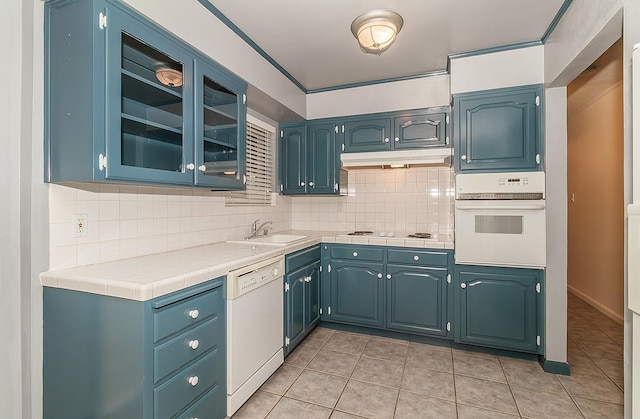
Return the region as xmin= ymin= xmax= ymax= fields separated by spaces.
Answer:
xmin=535 ymin=96 xmax=540 ymax=106
xmin=341 ymin=125 xmax=345 ymax=133
xmin=284 ymin=283 xmax=289 ymax=292
xmin=341 ymin=144 xmax=345 ymax=151
xmin=446 ymin=115 xmax=450 ymax=124
xmin=243 ymin=175 xmax=247 ymax=185
xmin=537 ymin=335 xmax=541 ymax=346
xmin=319 ymin=266 xmax=322 ymax=272
xmin=285 ymin=337 xmax=290 ymax=346
xmin=327 ymin=264 xmax=331 ymax=273
xmin=98 ymin=153 xmax=107 ymax=171
xmin=447 ymin=274 xmax=451 ymax=284
xmin=98 ymin=12 xmax=107 ymax=30
xmin=319 ymin=308 xmax=323 ymax=315
xmin=328 ymin=306 xmax=331 ymax=315
xmin=536 ymin=154 xmax=541 ymax=165
xmin=334 ymin=183 xmax=338 ymax=192
xmin=243 ymin=94 xmax=246 ymax=104
xmin=280 ymin=130 xmax=284 ymax=138
xmin=445 ymin=136 xmax=450 ymax=145
xmin=334 ymin=125 xmax=338 ymax=133
xmin=446 ymin=322 xmax=451 ymax=332
xmin=280 ymin=184 xmax=283 ymax=192
xmin=536 ymin=282 xmax=541 ymax=293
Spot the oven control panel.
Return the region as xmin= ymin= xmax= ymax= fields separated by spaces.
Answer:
xmin=456 ymin=171 xmax=545 ymax=198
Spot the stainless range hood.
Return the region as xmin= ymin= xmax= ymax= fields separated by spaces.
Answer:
xmin=340 ymin=148 xmax=453 ymax=169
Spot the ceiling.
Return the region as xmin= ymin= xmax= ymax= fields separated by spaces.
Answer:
xmin=208 ymin=0 xmax=568 ymax=92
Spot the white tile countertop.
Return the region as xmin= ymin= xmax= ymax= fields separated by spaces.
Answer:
xmin=40 ymin=230 xmax=454 ymax=301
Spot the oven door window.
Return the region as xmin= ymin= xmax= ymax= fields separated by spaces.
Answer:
xmin=475 ymin=215 xmax=524 ymax=234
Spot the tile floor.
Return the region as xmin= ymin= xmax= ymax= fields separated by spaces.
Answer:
xmin=231 ymin=293 xmax=624 ymax=418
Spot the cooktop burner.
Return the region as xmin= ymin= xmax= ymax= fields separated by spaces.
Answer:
xmin=407 ymin=233 xmax=433 ymax=239
xmin=347 ymin=231 xmax=373 ymax=236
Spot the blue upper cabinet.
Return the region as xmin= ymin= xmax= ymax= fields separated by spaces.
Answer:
xmin=343 ymin=117 xmax=393 ymax=152
xmin=279 ymin=122 xmax=344 ymax=195
xmin=453 ymin=85 xmax=542 ymax=172
xmin=45 ymin=0 xmax=247 ymax=189
xmin=342 ymin=108 xmax=450 ymax=153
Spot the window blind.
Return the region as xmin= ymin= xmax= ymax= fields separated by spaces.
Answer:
xmin=225 ymin=115 xmax=275 ymax=206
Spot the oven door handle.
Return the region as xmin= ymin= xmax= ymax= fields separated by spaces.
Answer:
xmin=455 ymin=202 xmax=545 ymax=211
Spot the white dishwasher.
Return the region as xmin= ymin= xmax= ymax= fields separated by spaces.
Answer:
xmin=226 ymin=256 xmax=285 ymax=416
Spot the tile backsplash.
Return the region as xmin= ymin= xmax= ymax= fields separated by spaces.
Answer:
xmin=48 ymin=167 xmax=454 ymax=270
xmin=291 ymin=167 xmax=454 ymax=235
xmin=49 ymin=184 xmax=292 ymax=270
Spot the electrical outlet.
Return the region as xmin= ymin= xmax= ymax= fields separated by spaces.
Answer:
xmin=72 ymin=214 xmax=88 ymax=238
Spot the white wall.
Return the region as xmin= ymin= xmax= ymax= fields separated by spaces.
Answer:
xmin=306 ymin=75 xmax=450 ymax=119
xmin=449 ymin=45 xmax=544 ymax=94
xmin=122 ymin=0 xmax=306 ymax=118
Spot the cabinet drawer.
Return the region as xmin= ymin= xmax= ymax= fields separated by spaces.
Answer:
xmin=176 ymin=385 xmax=223 ymax=419
xmin=287 ymin=245 xmax=321 ymax=272
xmin=331 ymin=246 xmax=383 ymax=261
xmin=154 ymin=288 xmax=221 ymax=343
xmin=154 ymin=317 xmax=221 ymax=383
xmin=154 ymin=349 xmax=220 ymax=419
xmin=387 ymin=249 xmax=449 ymax=267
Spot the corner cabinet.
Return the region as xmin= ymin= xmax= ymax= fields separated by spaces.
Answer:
xmin=284 ymin=245 xmax=321 ymax=355
xmin=453 ymin=85 xmax=542 ymax=172
xmin=279 ymin=122 xmax=344 ymax=195
xmin=43 ymin=278 xmax=226 ymax=419
xmin=453 ymin=265 xmax=543 ymax=354
xmin=45 ymin=0 xmax=247 ymax=189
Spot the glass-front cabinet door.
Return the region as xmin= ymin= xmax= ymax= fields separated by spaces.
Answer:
xmin=106 ymin=9 xmax=194 ymax=185
xmin=195 ymin=60 xmax=246 ymax=189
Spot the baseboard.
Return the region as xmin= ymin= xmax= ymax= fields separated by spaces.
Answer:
xmin=567 ymin=285 xmax=624 ymax=324
xmin=541 ymin=358 xmax=571 ymax=375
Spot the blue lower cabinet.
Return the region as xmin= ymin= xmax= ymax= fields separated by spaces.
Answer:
xmin=329 ymin=260 xmax=385 ymax=327
xmin=454 ymin=265 xmax=543 ymax=353
xmin=386 ymin=265 xmax=448 ymax=336
xmin=284 ymin=245 xmax=321 ymax=355
xmin=43 ymin=278 xmax=226 ymax=419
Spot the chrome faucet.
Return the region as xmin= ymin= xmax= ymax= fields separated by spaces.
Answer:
xmin=247 ymin=219 xmax=273 ymax=239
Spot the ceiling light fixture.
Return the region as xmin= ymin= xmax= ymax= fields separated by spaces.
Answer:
xmin=155 ymin=67 xmax=183 ymax=87
xmin=351 ymin=10 xmax=404 ymax=55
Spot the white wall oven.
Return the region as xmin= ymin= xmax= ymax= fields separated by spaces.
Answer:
xmin=455 ymin=172 xmax=546 ymax=268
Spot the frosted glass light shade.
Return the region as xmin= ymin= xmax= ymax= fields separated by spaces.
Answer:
xmin=351 ymin=10 xmax=403 ymax=55
xmin=155 ymin=68 xmax=183 ymax=87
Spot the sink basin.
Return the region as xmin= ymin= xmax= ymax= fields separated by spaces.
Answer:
xmin=228 ymin=234 xmax=308 ymax=246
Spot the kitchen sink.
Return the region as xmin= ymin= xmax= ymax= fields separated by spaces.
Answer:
xmin=227 ymin=234 xmax=308 ymax=246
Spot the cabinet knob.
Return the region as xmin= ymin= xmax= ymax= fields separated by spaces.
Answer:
xmin=188 ymin=309 xmax=199 ymax=319
xmin=352 ymin=251 xmax=358 ymax=257
xmin=306 ymin=276 xmax=312 ymax=283
xmin=413 ymin=255 xmax=419 ymax=261
xmin=299 ymin=277 xmax=305 ymax=283
xmin=188 ymin=376 xmax=199 ymax=387
xmin=188 ymin=340 xmax=199 ymax=350
xmin=377 ymin=273 xmax=383 ymax=279
xmin=460 ymin=283 xmax=467 ymax=289
xmin=384 ymin=138 xmax=390 ymax=143
xmin=198 ymin=164 xmax=206 ymax=172
xmin=309 ymin=181 xmax=314 ymax=187
xmin=394 ymin=137 xmax=399 ymax=142
xmin=386 ymin=274 xmax=392 ymax=280
xmin=301 ymin=182 xmax=305 ymax=186
xmin=186 ymin=163 xmax=195 ymax=171
xmin=460 ymin=155 xmax=467 ymax=161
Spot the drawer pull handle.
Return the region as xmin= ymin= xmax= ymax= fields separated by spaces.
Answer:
xmin=188 ymin=376 xmax=199 ymax=387
xmin=353 ymin=252 xmax=358 ymax=257
xmin=188 ymin=339 xmax=200 ymax=350
xmin=413 ymin=255 xmax=419 ymax=261
xmin=188 ymin=309 xmax=199 ymax=319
